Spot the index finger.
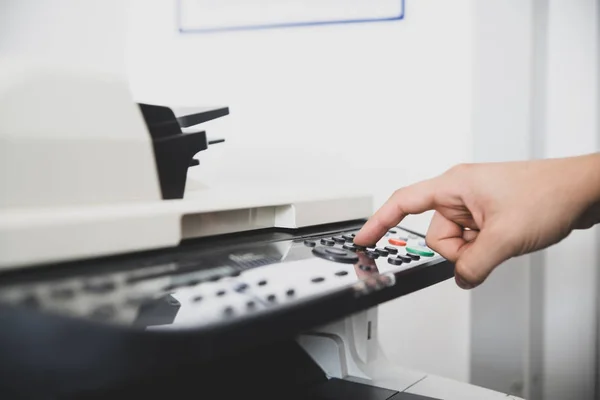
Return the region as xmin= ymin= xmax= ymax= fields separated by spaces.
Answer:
xmin=354 ymin=178 xmax=439 ymax=246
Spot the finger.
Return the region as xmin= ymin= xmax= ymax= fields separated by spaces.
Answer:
xmin=454 ymin=227 xmax=514 ymax=290
xmin=425 ymin=211 xmax=468 ymax=263
xmin=355 ymin=178 xmax=439 ymax=245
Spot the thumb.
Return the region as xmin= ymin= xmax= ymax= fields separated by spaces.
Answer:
xmin=454 ymin=228 xmax=515 ymax=290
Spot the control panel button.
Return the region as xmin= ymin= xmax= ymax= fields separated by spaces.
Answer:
xmin=366 ymin=251 xmax=379 ymax=259
xmin=312 ymin=246 xmax=359 ymax=264
xmin=388 ymin=257 xmax=403 ymax=266
xmin=388 ymin=230 xmax=397 ymax=234
xmin=304 ymin=240 xmax=317 ymax=247
xmin=332 ymin=236 xmax=346 ymax=244
xmin=398 ymin=255 xmax=412 ymax=263
xmin=311 ymin=277 xmax=325 ymax=283
xmin=335 ymin=270 xmax=349 ymax=276
xmin=50 ymin=287 xmax=75 ymax=300
xmin=235 ymin=283 xmax=249 ymax=292
xmin=359 ymin=265 xmax=373 ymax=271
xmin=406 ymin=253 xmax=421 ymax=261
xmin=384 ymin=246 xmax=399 ymax=254
xmin=375 ymin=248 xmax=389 ymax=257
xmin=342 ymin=235 xmax=354 ymax=242
xmin=321 ymin=238 xmax=335 ymax=246
xmin=84 ymin=280 xmax=116 ymax=294
xmin=286 ymin=289 xmax=295 ymax=297
xmin=216 ymin=290 xmax=226 ymax=297
xmin=267 ymin=294 xmax=277 ymax=302
xmin=406 ymin=247 xmax=434 ymax=257
xmin=258 ymin=280 xmax=268 ymax=286
xmin=388 ymin=238 xmax=407 ymax=247
xmin=342 ymin=244 xmax=357 ymax=252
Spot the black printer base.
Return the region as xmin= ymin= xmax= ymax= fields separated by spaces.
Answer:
xmin=66 ymin=340 xmax=440 ymax=400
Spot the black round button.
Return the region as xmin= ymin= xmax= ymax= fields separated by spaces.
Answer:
xmin=332 ymin=236 xmax=346 ymax=244
xmin=312 ymin=246 xmax=359 ymax=264
xmin=247 ymin=300 xmax=256 ymax=308
xmin=366 ymin=251 xmax=379 ymax=259
xmin=388 ymin=257 xmax=403 ymax=266
xmin=50 ymin=287 xmax=75 ymax=300
xmin=312 ymin=277 xmax=325 ymax=283
xmin=258 ymin=280 xmax=267 ymax=286
xmin=359 ymin=265 xmax=373 ymax=271
xmin=216 ymin=290 xmax=226 ymax=297
xmin=193 ymin=295 xmax=203 ymax=303
xmin=407 ymin=253 xmax=421 ymax=261
xmin=389 ymin=230 xmax=397 ymax=234
xmin=304 ymin=240 xmax=317 ymax=247
xmin=335 ymin=270 xmax=349 ymax=276
xmin=398 ymin=255 xmax=412 ymax=263
xmin=321 ymin=238 xmax=335 ymax=246
xmin=286 ymin=289 xmax=295 ymax=297
xmin=384 ymin=246 xmax=399 ymax=254
xmin=353 ymin=244 xmax=367 ymax=251
xmin=235 ymin=283 xmax=249 ymax=292
xmin=342 ymin=244 xmax=357 ymax=252
xmin=342 ymin=235 xmax=354 ymax=242
xmin=375 ymin=248 xmax=389 ymax=257
xmin=224 ymin=306 xmax=234 ymax=316
xmin=84 ymin=280 xmax=116 ymax=294
xmin=267 ymin=294 xmax=276 ymax=302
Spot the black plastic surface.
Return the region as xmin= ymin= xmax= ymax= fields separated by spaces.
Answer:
xmin=137 ymin=103 xmax=229 ymax=199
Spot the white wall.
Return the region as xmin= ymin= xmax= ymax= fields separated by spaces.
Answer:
xmin=543 ymin=1 xmax=599 ymax=399
xmin=468 ymin=1 xmax=600 ymax=399
xmin=127 ymin=0 xmax=474 ymax=383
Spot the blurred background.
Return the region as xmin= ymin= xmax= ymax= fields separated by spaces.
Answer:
xmin=124 ymin=1 xmax=599 ymax=399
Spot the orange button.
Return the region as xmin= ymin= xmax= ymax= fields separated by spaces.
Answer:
xmin=388 ymin=238 xmax=407 ymax=247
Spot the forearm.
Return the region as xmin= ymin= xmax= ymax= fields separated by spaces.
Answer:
xmin=566 ymin=152 xmax=600 ymax=229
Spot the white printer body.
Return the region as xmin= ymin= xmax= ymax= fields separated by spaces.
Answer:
xmin=0 ymin=2 xmax=521 ymax=399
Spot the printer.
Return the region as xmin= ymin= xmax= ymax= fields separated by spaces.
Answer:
xmin=0 ymin=2 xmax=522 ymax=399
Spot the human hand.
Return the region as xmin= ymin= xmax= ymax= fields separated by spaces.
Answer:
xmin=354 ymin=154 xmax=600 ymax=289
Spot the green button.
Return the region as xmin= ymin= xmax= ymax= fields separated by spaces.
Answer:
xmin=406 ymin=247 xmax=434 ymax=257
